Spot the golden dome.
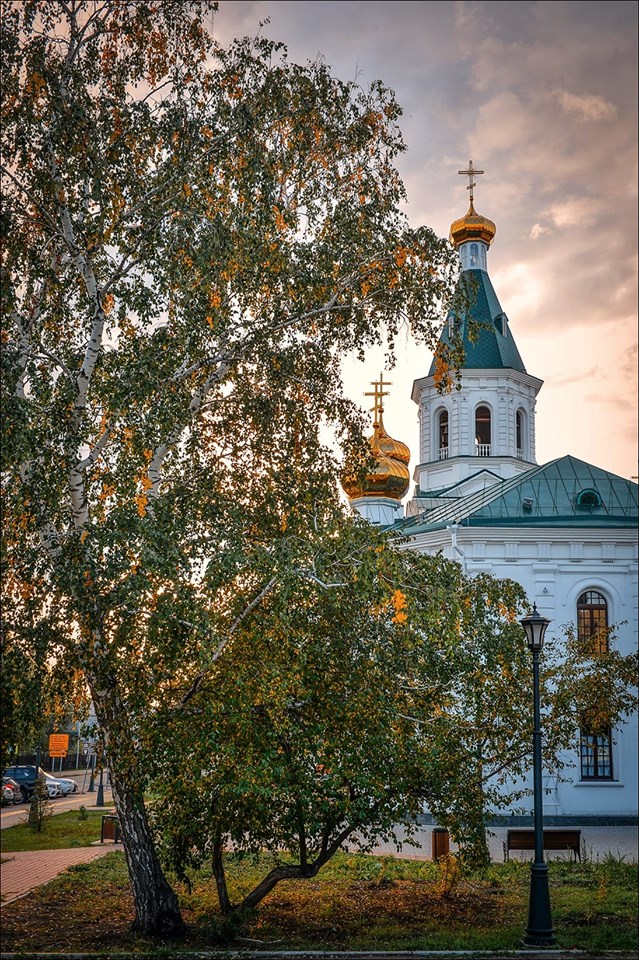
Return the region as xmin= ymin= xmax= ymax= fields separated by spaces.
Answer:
xmin=449 ymin=200 xmax=496 ymax=248
xmin=341 ymin=415 xmax=411 ymax=502
xmin=376 ymin=411 xmax=410 ymax=465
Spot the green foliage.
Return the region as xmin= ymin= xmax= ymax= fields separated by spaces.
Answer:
xmin=149 ymin=529 xmax=532 ymax=905
xmin=1 ymin=0 xmax=458 ymax=933
xmin=2 ymin=0 xmax=636 ymax=936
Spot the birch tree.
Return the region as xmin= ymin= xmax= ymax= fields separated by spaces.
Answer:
xmin=1 ymin=0 xmax=458 ymax=935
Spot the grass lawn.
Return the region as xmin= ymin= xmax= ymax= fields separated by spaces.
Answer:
xmin=0 ymin=828 xmax=636 ymax=955
xmin=1 ymin=806 xmax=112 ymax=851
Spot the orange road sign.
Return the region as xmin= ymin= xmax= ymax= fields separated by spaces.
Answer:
xmin=48 ymin=733 xmax=69 ymax=757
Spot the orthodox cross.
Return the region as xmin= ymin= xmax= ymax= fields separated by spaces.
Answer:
xmin=365 ymin=372 xmax=391 ymax=423
xmin=458 ymin=160 xmax=484 ymax=203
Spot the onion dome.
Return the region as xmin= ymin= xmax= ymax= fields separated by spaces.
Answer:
xmin=449 ymin=200 xmax=496 ymax=248
xmin=376 ymin=411 xmax=410 ymax=465
xmin=341 ymin=412 xmax=411 ymax=502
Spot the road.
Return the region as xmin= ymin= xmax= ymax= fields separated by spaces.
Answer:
xmin=1 ymin=770 xmax=114 ymax=830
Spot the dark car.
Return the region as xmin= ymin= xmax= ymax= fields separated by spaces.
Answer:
xmin=2 ymin=765 xmax=38 ymax=802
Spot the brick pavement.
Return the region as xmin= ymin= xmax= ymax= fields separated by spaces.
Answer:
xmin=1 ymin=844 xmax=122 ymax=906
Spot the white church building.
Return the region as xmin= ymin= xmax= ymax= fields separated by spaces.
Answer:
xmin=343 ymin=169 xmax=638 ymax=824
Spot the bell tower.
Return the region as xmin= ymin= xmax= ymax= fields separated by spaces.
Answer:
xmin=411 ymin=163 xmax=543 ymax=500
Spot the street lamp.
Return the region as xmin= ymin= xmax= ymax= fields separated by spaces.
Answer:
xmin=520 ymin=603 xmax=556 ymax=947
xmin=96 ymin=764 xmax=105 ymax=807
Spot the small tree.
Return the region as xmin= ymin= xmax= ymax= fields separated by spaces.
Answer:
xmin=149 ymin=526 xmax=638 ymax=910
xmin=27 ymin=771 xmax=51 ymax=832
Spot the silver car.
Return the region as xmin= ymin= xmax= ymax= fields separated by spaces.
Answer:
xmin=43 ymin=772 xmax=78 ymax=796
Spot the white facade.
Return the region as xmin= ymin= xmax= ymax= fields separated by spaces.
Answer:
xmin=406 ymin=523 xmax=638 ymax=820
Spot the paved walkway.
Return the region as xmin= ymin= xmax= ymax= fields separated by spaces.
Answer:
xmin=367 ymin=823 xmax=639 ymax=862
xmin=1 ymin=844 xmax=122 ymax=906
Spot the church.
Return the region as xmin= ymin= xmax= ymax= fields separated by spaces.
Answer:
xmin=342 ymin=165 xmax=638 ymax=824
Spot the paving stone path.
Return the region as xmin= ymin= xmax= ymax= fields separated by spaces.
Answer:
xmin=1 ymin=844 xmax=122 ymax=906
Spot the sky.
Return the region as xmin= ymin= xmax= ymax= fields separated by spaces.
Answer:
xmin=214 ymin=1 xmax=638 ymax=484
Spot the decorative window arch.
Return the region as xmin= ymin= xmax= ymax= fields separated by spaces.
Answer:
xmin=475 ymin=405 xmax=491 ymax=456
xmin=516 ymin=409 xmax=525 ymax=460
xmin=437 ymin=409 xmax=449 ymax=459
xmin=577 ymin=589 xmax=609 ymax=655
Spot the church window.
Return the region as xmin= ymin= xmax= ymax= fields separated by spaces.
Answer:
xmin=576 ymin=488 xmax=602 ymax=509
xmin=494 ymin=313 xmax=508 ymax=337
xmin=516 ymin=410 xmax=525 ymax=459
xmin=438 ymin=410 xmax=449 ymax=459
xmin=470 ymin=243 xmax=479 ymax=267
xmin=475 ymin=405 xmax=491 ymax=456
xmin=577 ymin=590 xmax=609 ymax=655
xmin=579 ymin=728 xmax=613 ymax=781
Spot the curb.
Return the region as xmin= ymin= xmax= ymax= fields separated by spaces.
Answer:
xmin=2 ymin=951 xmax=638 ymax=960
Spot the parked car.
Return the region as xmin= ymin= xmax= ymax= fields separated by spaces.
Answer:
xmin=2 ymin=765 xmax=63 ymax=801
xmin=2 ymin=766 xmax=37 ymax=802
xmin=2 ymin=777 xmax=21 ymax=805
xmin=43 ymin=771 xmax=79 ymax=795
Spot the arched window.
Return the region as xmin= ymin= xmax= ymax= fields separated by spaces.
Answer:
xmin=516 ymin=410 xmax=524 ymax=459
xmin=470 ymin=243 xmax=479 ymax=267
xmin=577 ymin=590 xmax=609 ymax=655
xmin=475 ymin=405 xmax=491 ymax=456
xmin=577 ymin=590 xmax=612 ymax=779
xmin=438 ymin=410 xmax=449 ymax=460
xmin=576 ymin=488 xmax=602 ymax=509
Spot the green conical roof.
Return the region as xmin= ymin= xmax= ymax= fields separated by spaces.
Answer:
xmin=428 ymin=269 xmax=526 ymax=375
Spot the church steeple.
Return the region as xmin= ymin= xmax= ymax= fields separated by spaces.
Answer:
xmin=410 ymin=163 xmax=544 ymax=501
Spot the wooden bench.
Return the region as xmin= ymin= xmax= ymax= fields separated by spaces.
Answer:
xmin=504 ymin=828 xmax=581 ymax=862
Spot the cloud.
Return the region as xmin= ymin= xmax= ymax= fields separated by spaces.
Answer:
xmin=545 ymin=197 xmax=603 ymax=230
xmin=530 ymin=223 xmax=549 ymax=239
xmin=548 ymin=367 xmax=600 ymax=387
xmin=550 ymin=89 xmax=617 ymax=122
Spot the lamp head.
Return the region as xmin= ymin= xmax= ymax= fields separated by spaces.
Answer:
xmin=520 ymin=602 xmax=551 ymax=652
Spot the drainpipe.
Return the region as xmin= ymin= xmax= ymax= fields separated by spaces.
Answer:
xmin=447 ymin=523 xmax=466 ymax=572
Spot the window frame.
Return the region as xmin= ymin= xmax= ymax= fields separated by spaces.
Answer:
xmin=579 ymin=727 xmax=614 ymax=781
xmin=475 ymin=404 xmax=491 ymax=455
xmin=437 ymin=409 xmax=449 ymax=459
xmin=577 ymin=589 xmax=609 ymax=655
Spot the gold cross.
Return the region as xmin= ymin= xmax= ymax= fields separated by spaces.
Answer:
xmin=365 ymin=372 xmax=392 ymax=423
xmin=458 ymin=160 xmax=484 ymax=203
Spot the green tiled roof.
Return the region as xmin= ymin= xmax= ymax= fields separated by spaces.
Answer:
xmin=401 ymin=456 xmax=638 ymax=533
xmin=428 ymin=270 xmax=526 ymax=375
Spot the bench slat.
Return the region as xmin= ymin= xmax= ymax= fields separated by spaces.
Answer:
xmin=504 ymin=829 xmax=581 ymax=861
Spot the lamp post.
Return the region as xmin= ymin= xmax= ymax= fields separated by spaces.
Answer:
xmin=520 ymin=603 xmax=556 ymax=947
xmin=96 ymin=761 xmax=105 ymax=807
